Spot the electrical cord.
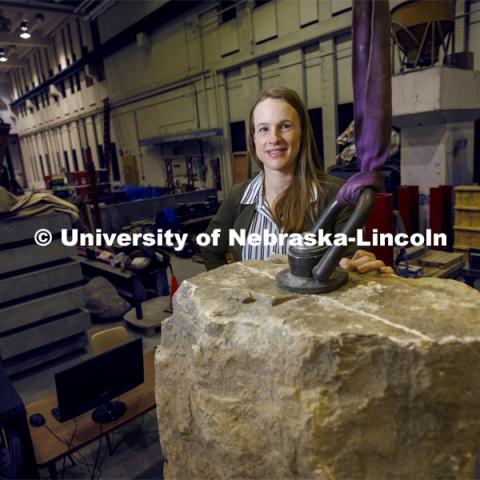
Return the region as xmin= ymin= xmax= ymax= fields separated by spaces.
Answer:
xmin=42 ymin=419 xmax=102 ymax=479
xmin=90 ymin=435 xmax=102 ymax=480
xmin=42 ymin=396 xmax=152 ymax=479
xmin=60 ymin=416 xmax=78 ymax=480
xmin=93 ymin=425 xmax=110 ymax=480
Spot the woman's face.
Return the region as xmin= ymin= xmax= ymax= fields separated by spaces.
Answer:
xmin=252 ymin=98 xmax=301 ymax=177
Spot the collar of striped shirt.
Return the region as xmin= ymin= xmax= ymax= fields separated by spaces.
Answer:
xmin=240 ymin=172 xmax=319 ymax=208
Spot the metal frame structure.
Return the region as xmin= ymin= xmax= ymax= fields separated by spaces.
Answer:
xmin=391 ymin=20 xmax=455 ymax=73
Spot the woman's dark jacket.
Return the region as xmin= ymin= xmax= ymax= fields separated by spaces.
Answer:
xmin=201 ymin=175 xmax=355 ymax=271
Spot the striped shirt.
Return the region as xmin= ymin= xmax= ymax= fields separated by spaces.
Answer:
xmin=239 ymin=172 xmax=318 ymax=261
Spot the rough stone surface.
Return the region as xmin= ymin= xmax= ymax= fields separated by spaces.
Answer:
xmin=155 ymin=256 xmax=480 ymax=479
xmin=84 ymin=276 xmax=131 ymax=319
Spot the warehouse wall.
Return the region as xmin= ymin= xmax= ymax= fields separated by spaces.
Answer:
xmin=97 ymin=0 xmax=353 ymax=190
xmin=8 ymin=0 xmax=480 ymax=192
xmin=7 ymin=13 xmax=110 ymax=190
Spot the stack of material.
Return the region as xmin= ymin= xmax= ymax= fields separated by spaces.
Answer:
xmin=0 ymin=186 xmax=79 ymax=222
xmin=156 ymin=256 xmax=480 ymax=479
xmin=454 ymin=185 xmax=480 ymax=252
xmin=418 ymin=250 xmax=465 ymax=277
xmin=0 ymin=213 xmax=90 ymax=375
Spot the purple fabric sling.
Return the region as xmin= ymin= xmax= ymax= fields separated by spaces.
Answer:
xmin=336 ymin=0 xmax=392 ymax=206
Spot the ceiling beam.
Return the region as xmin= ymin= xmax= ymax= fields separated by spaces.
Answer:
xmin=0 ymin=55 xmax=28 ymax=67
xmin=0 ymin=1 xmax=81 ymax=16
xmin=10 ymin=1 xmax=202 ymax=110
xmin=0 ymin=33 xmax=49 ymax=47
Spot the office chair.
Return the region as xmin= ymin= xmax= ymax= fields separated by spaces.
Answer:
xmin=90 ymin=325 xmax=131 ymax=356
xmin=89 ymin=325 xmax=132 ymax=456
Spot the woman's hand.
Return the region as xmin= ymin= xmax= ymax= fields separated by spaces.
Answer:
xmin=339 ymin=250 xmax=394 ymax=274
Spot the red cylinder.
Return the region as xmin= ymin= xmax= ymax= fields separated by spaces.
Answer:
xmin=397 ymin=185 xmax=419 ymax=236
xmin=365 ymin=193 xmax=394 ymax=266
xmin=429 ymin=185 xmax=453 ymax=251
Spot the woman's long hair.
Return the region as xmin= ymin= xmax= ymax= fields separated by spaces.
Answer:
xmin=248 ymin=86 xmax=327 ymax=233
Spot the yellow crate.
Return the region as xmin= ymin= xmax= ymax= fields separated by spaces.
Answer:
xmin=455 ymin=186 xmax=480 ymax=209
xmin=454 ymin=227 xmax=480 ymax=250
xmin=454 ymin=209 xmax=480 ymax=229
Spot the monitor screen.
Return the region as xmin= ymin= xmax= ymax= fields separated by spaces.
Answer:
xmin=53 ymin=337 xmax=144 ymax=423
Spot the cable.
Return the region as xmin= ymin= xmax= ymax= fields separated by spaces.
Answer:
xmin=90 ymin=434 xmax=102 ymax=480
xmin=42 ymin=420 xmax=101 ymax=478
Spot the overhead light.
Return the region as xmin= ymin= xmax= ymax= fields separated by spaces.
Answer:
xmin=19 ymin=20 xmax=31 ymax=39
xmin=0 ymin=49 xmax=8 ymax=62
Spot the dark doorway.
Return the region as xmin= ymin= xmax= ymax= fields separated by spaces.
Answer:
xmin=308 ymin=108 xmax=324 ymax=169
xmin=337 ymin=102 xmax=354 ymax=142
xmin=230 ymin=121 xmax=247 ymax=152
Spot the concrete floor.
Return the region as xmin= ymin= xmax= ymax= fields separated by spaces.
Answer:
xmin=12 ymin=256 xmax=206 ymax=479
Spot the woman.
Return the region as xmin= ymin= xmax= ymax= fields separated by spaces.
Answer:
xmin=202 ymin=86 xmax=393 ymax=275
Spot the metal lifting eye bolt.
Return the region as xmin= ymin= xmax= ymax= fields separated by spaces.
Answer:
xmin=276 ymin=187 xmax=377 ymax=294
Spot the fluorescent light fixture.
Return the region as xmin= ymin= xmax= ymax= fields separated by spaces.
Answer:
xmin=19 ymin=20 xmax=31 ymax=39
xmin=0 ymin=49 xmax=8 ymax=62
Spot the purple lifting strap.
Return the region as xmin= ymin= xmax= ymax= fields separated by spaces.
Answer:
xmin=336 ymin=0 xmax=392 ymax=206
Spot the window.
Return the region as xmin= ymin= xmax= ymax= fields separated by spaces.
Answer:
xmin=230 ymin=121 xmax=246 ymax=152
xmin=254 ymin=0 xmax=271 ymax=8
xmin=61 ymin=28 xmax=70 ymax=67
xmin=39 ymin=155 xmax=45 ymax=177
xmin=218 ymin=0 xmax=237 ymax=24
xmin=72 ymin=149 xmax=79 ymax=171
xmin=332 ymin=0 xmax=352 ymax=16
xmin=67 ymin=23 xmax=76 ymax=62
xmin=85 ymin=68 xmax=94 ymax=87
xmin=64 ymin=150 xmax=70 ymax=172
xmin=97 ymin=145 xmax=104 ymax=169
xmin=308 ymin=108 xmax=324 ymax=169
xmin=76 ymin=18 xmax=86 ymax=56
xmin=337 ymin=102 xmax=354 ymax=146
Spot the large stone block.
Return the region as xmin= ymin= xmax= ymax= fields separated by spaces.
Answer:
xmin=155 ymin=256 xmax=480 ymax=479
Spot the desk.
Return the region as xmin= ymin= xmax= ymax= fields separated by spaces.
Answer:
xmin=26 ymin=351 xmax=156 ymax=478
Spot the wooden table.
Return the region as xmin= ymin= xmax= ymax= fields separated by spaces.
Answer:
xmin=26 ymin=350 xmax=156 ymax=478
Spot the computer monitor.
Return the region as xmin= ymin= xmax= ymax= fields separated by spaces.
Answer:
xmin=53 ymin=337 xmax=144 ymax=424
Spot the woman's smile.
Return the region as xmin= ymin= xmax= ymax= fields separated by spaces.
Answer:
xmin=266 ymin=147 xmax=288 ymax=158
